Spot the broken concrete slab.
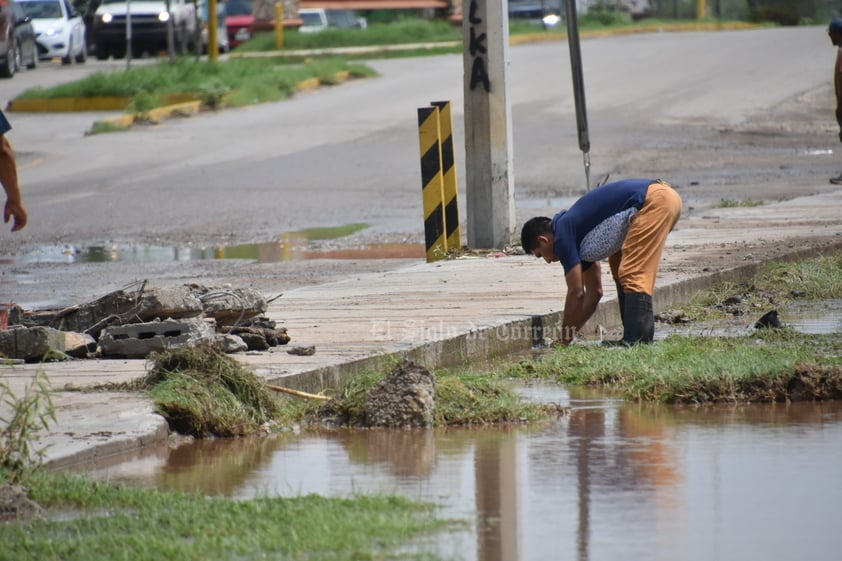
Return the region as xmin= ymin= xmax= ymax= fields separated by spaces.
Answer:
xmin=17 ymin=284 xmax=204 ymax=336
xmin=0 ymin=326 xmax=96 ymax=362
xmin=193 ymin=286 xmax=268 ymax=326
xmin=98 ymin=318 xmax=216 ymax=358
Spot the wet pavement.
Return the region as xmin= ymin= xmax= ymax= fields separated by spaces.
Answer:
xmin=78 ymin=386 xmax=842 ymax=561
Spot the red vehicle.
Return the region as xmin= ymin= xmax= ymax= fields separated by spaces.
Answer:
xmin=225 ymin=0 xmax=253 ymax=48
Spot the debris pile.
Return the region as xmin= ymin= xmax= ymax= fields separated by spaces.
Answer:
xmin=0 ymin=283 xmax=290 ymax=362
xmin=364 ymin=360 xmax=436 ymax=428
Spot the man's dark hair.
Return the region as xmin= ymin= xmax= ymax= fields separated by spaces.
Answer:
xmin=520 ymin=216 xmax=553 ymax=254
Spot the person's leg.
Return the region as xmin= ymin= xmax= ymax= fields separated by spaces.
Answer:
xmin=608 ymin=251 xmax=624 ymax=325
xmin=618 ymin=181 xmax=682 ymax=343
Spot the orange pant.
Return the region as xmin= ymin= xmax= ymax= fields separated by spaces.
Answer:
xmin=608 ymin=181 xmax=682 ymax=295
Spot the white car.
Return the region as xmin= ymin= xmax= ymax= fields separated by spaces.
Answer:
xmin=16 ymin=0 xmax=85 ymax=64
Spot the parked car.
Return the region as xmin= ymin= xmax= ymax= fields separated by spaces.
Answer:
xmin=1 ymin=0 xmax=37 ymax=76
xmin=16 ymin=0 xmax=85 ymax=63
xmin=224 ymin=0 xmax=252 ymax=48
xmin=298 ymin=8 xmax=366 ymax=34
xmin=91 ymin=0 xmax=197 ymax=59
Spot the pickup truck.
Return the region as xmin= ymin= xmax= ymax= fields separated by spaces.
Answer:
xmin=91 ymin=0 xmax=197 ymax=59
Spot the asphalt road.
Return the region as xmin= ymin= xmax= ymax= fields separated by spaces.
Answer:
xmin=1 ymin=26 xmax=839 ymax=308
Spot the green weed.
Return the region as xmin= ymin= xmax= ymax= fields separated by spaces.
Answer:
xmin=717 ymin=197 xmax=764 ymax=208
xmin=0 ymin=369 xmax=56 ymax=485
xmin=144 ymin=345 xmax=280 ymax=437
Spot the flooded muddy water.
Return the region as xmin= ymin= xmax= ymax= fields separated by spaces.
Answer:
xmin=79 ymin=386 xmax=842 ymax=561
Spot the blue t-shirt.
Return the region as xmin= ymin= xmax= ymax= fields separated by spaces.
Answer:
xmin=0 ymin=109 xmax=10 ymax=136
xmin=552 ymin=179 xmax=652 ymax=275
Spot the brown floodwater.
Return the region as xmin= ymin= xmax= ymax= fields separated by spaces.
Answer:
xmin=78 ymin=385 xmax=842 ymax=561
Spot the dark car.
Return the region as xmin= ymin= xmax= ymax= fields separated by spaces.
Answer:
xmin=1 ymin=0 xmax=38 ymax=78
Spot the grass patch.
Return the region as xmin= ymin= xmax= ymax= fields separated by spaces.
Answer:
xmin=237 ymin=17 xmax=759 ymax=55
xmin=143 ymin=345 xmax=280 ymax=437
xmin=1 ymin=470 xmax=454 ymax=561
xmin=86 ymin=120 xmax=132 ymax=135
xmin=142 ymin=348 xmax=557 ymax=434
xmin=14 ymin=57 xmax=376 ymax=109
xmin=717 ymin=197 xmax=764 ymax=208
xmin=503 ymin=330 xmax=842 ymax=404
xmin=277 ymin=363 xmax=560 ymax=428
xmin=236 ymin=18 xmax=461 ymax=52
xmin=681 ymin=251 xmax=842 ymax=321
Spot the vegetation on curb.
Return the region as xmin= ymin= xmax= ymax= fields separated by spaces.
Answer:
xmin=682 ymin=251 xmax=842 ymax=321
xmin=281 ymin=365 xmax=561 ymax=428
xmin=14 ymin=57 xmax=376 ymax=109
xmin=235 ymin=16 xmax=764 ymax=55
xmin=145 ymin=347 xmax=557 ymax=435
xmin=0 ymin=469 xmax=454 ymax=560
xmin=717 ymin=197 xmax=764 ymax=208
xmin=502 ymin=330 xmax=842 ymax=404
xmin=0 ymin=370 xmax=55 ymax=485
xmin=143 ymin=346 xmax=280 ymax=437
xmin=237 ymin=18 xmax=461 ymax=51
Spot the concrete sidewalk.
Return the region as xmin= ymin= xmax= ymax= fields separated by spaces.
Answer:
xmin=2 ymin=188 xmax=842 ymax=469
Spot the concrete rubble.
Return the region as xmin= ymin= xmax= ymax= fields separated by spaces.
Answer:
xmin=0 ymin=284 xmax=289 ymax=361
xmin=364 ymin=360 xmax=436 ymax=428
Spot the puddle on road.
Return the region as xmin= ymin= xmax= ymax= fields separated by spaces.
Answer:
xmin=78 ymin=386 xmax=842 ymax=561
xmin=7 ymin=240 xmax=425 ymax=265
xmin=2 ymin=222 xmax=424 ymax=265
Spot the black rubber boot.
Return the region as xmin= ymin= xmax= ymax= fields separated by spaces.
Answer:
xmin=622 ymin=292 xmax=654 ymax=345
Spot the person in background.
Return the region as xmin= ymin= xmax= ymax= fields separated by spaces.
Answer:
xmin=828 ymin=19 xmax=842 ymax=185
xmin=0 ymin=108 xmax=27 ymax=232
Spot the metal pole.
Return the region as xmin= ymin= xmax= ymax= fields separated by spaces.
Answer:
xmin=165 ymin=0 xmax=176 ymax=62
xmin=209 ymin=0 xmax=219 ymax=61
xmin=564 ymin=0 xmax=590 ymax=190
xmin=125 ymin=0 xmax=132 ymax=69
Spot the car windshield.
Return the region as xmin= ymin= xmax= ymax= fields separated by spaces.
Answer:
xmin=18 ymin=0 xmax=62 ymax=19
xmin=226 ymin=0 xmax=252 ymax=17
xmin=299 ymin=11 xmax=323 ymax=26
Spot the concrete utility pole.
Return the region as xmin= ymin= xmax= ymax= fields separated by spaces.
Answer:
xmin=462 ymin=0 xmax=515 ymax=249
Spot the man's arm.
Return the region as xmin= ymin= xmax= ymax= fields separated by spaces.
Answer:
xmin=559 ymin=261 xmax=603 ymax=345
xmin=835 ymin=48 xmax=842 ymax=126
xmin=1 ymin=135 xmax=27 ymax=232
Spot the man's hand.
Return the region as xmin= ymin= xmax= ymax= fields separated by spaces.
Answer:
xmin=4 ymin=199 xmax=27 ymax=232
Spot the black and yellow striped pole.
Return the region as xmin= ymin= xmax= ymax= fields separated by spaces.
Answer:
xmin=418 ymin=106 xmax=447 ymax=262
xmin=431 ymin=100 xmax=461 ymax=251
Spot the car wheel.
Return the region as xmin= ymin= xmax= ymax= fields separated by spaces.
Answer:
xmin=0 ymin=41 xmax=15 ymax=78
xmin=75 ymin=41 xmax=87 ymax=63
xmin=61 ymin=37 xmax=73 ymax=65
xmin=13 ymin=40 xmax=22 ymax=72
